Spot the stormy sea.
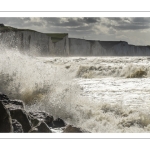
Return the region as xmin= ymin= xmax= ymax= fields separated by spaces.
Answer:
xmin=1 ymin=46 xmax=150 ymax=133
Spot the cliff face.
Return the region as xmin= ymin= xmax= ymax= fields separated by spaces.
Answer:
xmin=109 ymin=42 xmax=150 ymax=56
xmin=54 ymin=35 xmax=69 ymax=56
xmin=0 ymin=31 xmax=52 ymax=56
xmin=69 ymin=38 xmax=91 ymax=56
xmin=69 ymin=39 xmax=107 ymax=56
xmin=0 ymin=25 xmax=150 ymax=56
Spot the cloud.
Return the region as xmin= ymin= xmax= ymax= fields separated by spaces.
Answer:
xmin=106 ymin=17 xmax=150 ymax=30
xmin=0 ymin=17 xmax=150 ymax=45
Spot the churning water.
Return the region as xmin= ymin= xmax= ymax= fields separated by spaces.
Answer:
xmin=1 ymin=48 xmax=150 ymax=132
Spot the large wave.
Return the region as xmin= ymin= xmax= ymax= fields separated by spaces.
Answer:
xmin=1 ymin=47 xmax=150 ymax=132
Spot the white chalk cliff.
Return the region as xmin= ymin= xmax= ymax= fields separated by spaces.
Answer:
xmin=0 ymin=25 xmax=150 ymax=56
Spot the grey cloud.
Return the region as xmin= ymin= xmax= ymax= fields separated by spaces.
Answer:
xmin=107 ymin=17 xmax=123 ymax=21
xmin=42 ymin=17 xmax=100 ymax=27
xmin=104 ymin=17 xmax=150 ymax=30
xmin=113 ymin=24 xmax=150 ymax=30
xmin=83 ymin=17 xmax=100 ymax=23
xmin=131 ymin=17 xmax=150 ymax=23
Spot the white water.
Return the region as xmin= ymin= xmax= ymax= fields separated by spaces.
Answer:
xmin=1 ymin=49 xmax=150 ymax=132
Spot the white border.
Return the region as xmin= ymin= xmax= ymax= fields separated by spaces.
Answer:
xmin=0 ymin=133 xmax=150 ymax=138
xmin=0 ymin=12 xmax=150 ymax=17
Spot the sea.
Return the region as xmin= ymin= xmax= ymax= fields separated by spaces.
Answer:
xmin=1 ymin=48 xmax=150 ymax=132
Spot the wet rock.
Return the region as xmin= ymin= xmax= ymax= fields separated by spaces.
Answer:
xmin=29 ymin=121 xmax=52 ymax=133
xmin=30 ymin=118 xmax=40 ymax=127
xmin=12 ymin=119 xmax=23 ymax=133
xmin=36 ymin=122 xmax=52 ymax=133
xmin=52 ymin=118 xmax=66 ymax=128
xmin=2 ymin=99 xmax=25 ymax=110
xmin=0 ymin=101 xmax=13 ymax=132
xmin=63 ymin=125 xmax=83 ymax=133
xmin=10 ymin=109 xmax=32 ymax=132
xmin=29 ymin=111 xmax=53 ymax=126
xmin=0 ymin=92 xmax=9 ymax=101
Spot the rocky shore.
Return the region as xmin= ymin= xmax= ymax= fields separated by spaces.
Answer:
xmin=0 ymin=92 xmax=87 ymax=133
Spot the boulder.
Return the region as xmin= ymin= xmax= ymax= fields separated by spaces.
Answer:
xmin=29 ymin=121 xmax=52 ymax=133
xmin=30 ymin=118 xmax=40 ymax=127
xmin=36 ymin=122 xmax=52 ymax=133
xmin=63 ymin=125 xmax=83 ymax=133
xmin=10 ymin=109 xmax=32 ymax=132
xmin=0 ymin=24 xmax=4 ymax=27
xmin=29 ymin=111 xmax=53 ymax=126
xmin=0 ymin=92 xmax=9 ymax=101
xmin=12 ymin=119 xmax=23 ymax=133
xmin=0 ymin=101 xmax=13 ymax=132
xmin=52 ymin=118 xmax=66 ymax=128
xmin=2 ymin=99 xmax=25 ymax=110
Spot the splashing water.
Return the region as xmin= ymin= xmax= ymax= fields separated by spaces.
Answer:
xmin=1 ymin=47 xmax=150 ymax=132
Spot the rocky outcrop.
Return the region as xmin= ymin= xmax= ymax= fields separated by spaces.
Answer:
xmin=0 ymin=92 xmax=9 ymax=100
xmin=0 ymin=101 xmax=13 ymax=132
xmin=10 ymin=109 xmax=32 ymax=132
xmin=0 ymin=92 xmax=88 ymax=133
xmin=29 ymin=111 xmax=54 ymax=126
xmin=52 ymin=118 xmax=66 ymax=128
xmin=29 ymin=121 xmax=52 ymax=133
xmin=63 ymin=125 xmax=83 ymax=133
xmin=12 ymin=119 xmax=23 ymax=133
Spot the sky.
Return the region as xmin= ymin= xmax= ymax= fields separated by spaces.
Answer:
xmin=0 ymin=17 xmax=150 ymax=46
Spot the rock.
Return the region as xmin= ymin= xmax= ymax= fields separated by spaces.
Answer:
xmin=52 ymin=118 xmax=66 ymax=128
xmin=0 ymin=101 xmax=13 ymax=132
xmin=63 ymin=125 xmax=83 ymax=133
xmin=12 ymin=119 xmax=23 ymax=133
xmin=36 ymin=122 xmax=52 ymax=133
xmin=10 ymin=109 xmax=32 ymax=132
xmin=29 ymin=121 xmax=52 ymax=133
xmin=2 ymin=99 xmax=25 ymax=110
xmin=0 ymin=24 xmax=4 ymax=27
xmin=29 ymin=111 xmax=53 ymax=126
xmin=30 ymin=118 xmax=40 ymax=127
xmin=0 ymin=92 xmax=9 ymax=100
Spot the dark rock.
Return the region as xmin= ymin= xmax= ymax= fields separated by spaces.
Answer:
xmin=0 ymin=24 xmax=4 ymax=27
xmin=0 ymin=101 xmax=13 ymax=132
xmin=63 ymin=125 xmax=83 ymax=133
xmin=52 ymin=118 xmax=66 ymax=128
xmin=36 ymin=122 xmax=52 ymax=133
xmin=29 ymin=111 xmax=53 ymax=126
xmin=29 ymin=121 xmax=52 ymax=133
xmin=12 ymin=119 xmax=23 ymax=133
xmin=10 ymin=109 xmax=32 ymax=132
xmin=2 ymin=99 xmax=25 ymax=110
xmin=0 ymin=92 xmax=9 ymax=101
xmin=30 ymin=118 xmax=40 ymax=127
xmin=28 ymin=127 xmax=38 ymax=133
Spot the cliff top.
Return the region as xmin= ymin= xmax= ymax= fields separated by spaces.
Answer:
xmin=0 ymin=24 xmax=36 ymax=32
xmin=0 ymin=24 xmax=68 ymax=43
xmin=46 ymin=33 xmax=68 ymax=43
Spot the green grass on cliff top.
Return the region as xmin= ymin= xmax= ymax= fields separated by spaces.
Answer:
xmin=46 ymin=33 xmax=68 ymax=43
xmin=0 ymin=25 xmax=68 ymax=43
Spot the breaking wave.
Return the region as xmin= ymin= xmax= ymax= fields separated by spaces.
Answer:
xmin=76 ymin=64 xmax=149 ymax=78
xmin=1 ymin=48 xmax=150 ymax=132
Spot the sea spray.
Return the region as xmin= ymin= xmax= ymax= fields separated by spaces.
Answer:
xmin=1 ymin=49 xmax=150 ymax=132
